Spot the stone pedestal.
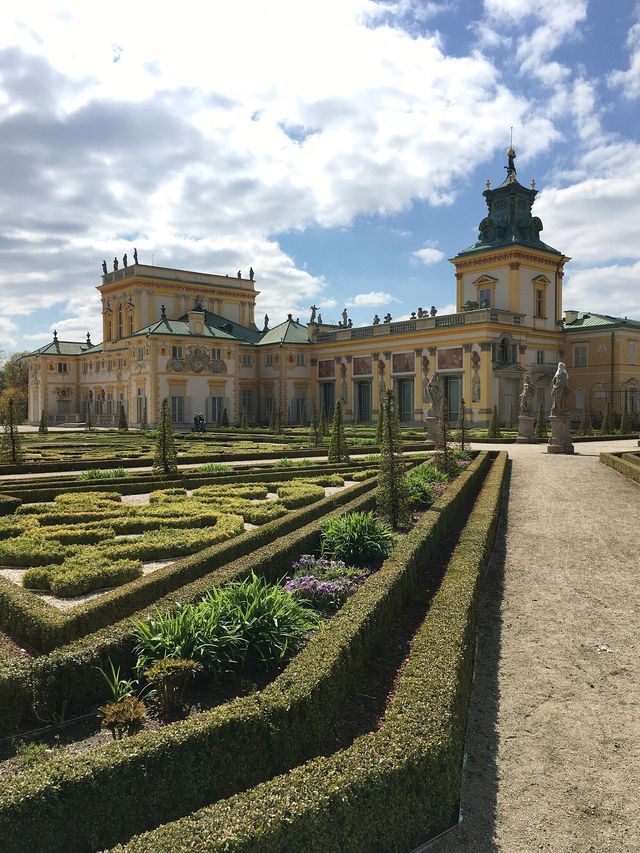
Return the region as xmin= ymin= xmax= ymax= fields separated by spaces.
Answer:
xmin=547 ymin=414 xmax=574 ymax=454
xmin=516 ymin=414 xmax=535 ymax=443
xmin=425 ymin=415 xmax=442 ymax=448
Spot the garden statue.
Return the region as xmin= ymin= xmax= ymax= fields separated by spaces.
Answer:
xmin=550 ymin=362 xmax=570 ymax=416
xmin=519 ymin=375 xmax=535 ymax=415
xmin=426 ymin=373 xmax=444 ymax=420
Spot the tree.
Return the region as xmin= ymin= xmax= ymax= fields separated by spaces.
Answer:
xmin=619 ymin=394 xmax=631 ymax=435
xmin=118 ymin=404 xmax=128 ymax=432
xmin=534 ymin=403 xmax=547 ymax=440
xmin=38 ymin=409 xmax=48 ymax=435
xmin=319 ymin=403 xmax=329 ymax=438
xmin=308 ymin=403 xmax=320 ymax=447
xmin=600 ymin=400 xmax=613 ymax=435
xmin=486 ymin=405 xmax=501 ymax=439
xmin=327 ymin=400 xmax=349 ymax=463
xmin=0 ymin=351 xmax=29 ymax=421
xmin=153 ymin=398 xmax=177 ymax=475
xmin=0 ymin=399 xmax=22 ymax=464
xmin=377 ymin=389 xmax=409 ymax=530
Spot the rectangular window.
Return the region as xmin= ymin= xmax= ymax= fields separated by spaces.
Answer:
xmin=240 ymin=389 xmax=255 ymax=420
xmin=137 ymin=347 xmax=144 ymax=361
xmin=211 ymin=348 xmax=221 ymax=361
xmin=241 ymin=354 xmax=252 ymax=367
xmin=57 ymin=362 xmax=67 ymax=373
xmin=264 ymin=353 xmax=273 ymax=366
xmin=171 ymin=396 xmax=184 ymax=423
xmin=535 ymin=289 xmax=544 ymax=318
xmin=82 ymin=363 xmax=88 ymax=373
xmin=573 ymin=343 xmax=588 ymax=367
xmin=536 ymin=350 xmax=545 ymax=364
xmin=171 ymin=346 xmax=183 ymax=360
xmin=296 ymin=353 xmax=305 ymax=366
xmin=629 ymin=342 xmax=637 ymax=365
xmin=479 ymin=288 xmax=492 ymax=309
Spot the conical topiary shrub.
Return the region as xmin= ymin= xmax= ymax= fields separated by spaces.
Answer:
xmin=153 ymin=398 xmax=177 ymax=475
xmin=600 ymin=401 xmax=613 ymax=435
xmin=486 ymin=405 xmax=501 ymax=439
xmin=534 ymin=403 xmax=547 ymax=440
xmin=118 ymin=404 xmax=128 ymax=432
xmin=377 ymin=389 xmax=409 ymax=530
xmin=327 ymin=400 xmax=349 ymax=463
xmin=619 ymin=396 xmax=631 ymax=435
xmin=38 ymin=409 xmax=48 ymax=435
xmin=319 ymin=404 xmax=329 ymax=438
xmin=0 ymin=399 xmax=22 ymax=464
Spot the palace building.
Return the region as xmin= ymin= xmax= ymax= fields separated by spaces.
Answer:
xmin=26 ymin=149 xmax=640 ymax=428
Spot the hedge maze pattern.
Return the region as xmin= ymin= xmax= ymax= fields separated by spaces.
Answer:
xmin=0 ymin=449 xmax=506 ymax=853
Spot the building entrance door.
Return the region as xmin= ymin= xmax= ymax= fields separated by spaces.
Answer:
xmin=356 ymin=381 xmax=371 ymax=422
xmin=444 ymin=376 xmax=460 ymax=423
xmin=320 ymin=382 xmax=335 ymax=416
xmin=396 ymin=378 xmax=414 ymax=422
xmin=503 ymin=379 xmax=518 ymax=425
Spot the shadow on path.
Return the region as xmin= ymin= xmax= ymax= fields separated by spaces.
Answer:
xmin=424 ymin=462 xmax=511 ymax=853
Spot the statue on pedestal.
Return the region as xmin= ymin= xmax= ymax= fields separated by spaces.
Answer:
xmin=519 ymin=375 xmax=535 ymax=415
xmin=550 ymin=362 xmax=570 ymax=416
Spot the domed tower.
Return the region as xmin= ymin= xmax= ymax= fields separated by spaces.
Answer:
xmin=450 ymin=147 xmax=570 ymax=332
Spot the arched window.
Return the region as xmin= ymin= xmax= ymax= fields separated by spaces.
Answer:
xmin=500 ymin=337 xmax=509 ymax=363
xmin=117 ymin=305 xmax=124 ymax=339
xmin=574 ymin=388 xmax=585 ymax=410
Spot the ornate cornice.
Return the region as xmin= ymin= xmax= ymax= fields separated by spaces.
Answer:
xmin=452 ymin=248 xmax=569 ymax=272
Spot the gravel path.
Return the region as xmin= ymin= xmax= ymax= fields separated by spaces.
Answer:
xmin=428 ymin=442 xmax=640 ymax=853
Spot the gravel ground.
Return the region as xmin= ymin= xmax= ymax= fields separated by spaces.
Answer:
xmin=428 ymin=441 xmax=640 ymax=853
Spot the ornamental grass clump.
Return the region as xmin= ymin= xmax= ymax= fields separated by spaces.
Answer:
xmin=133 ymin=573 xmax=319 ymax=681
xmin=319 ymin=510 xmax=395 ymax=568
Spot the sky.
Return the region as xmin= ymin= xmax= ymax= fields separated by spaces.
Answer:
xmin=0 ymin=0 xmax=639 ymax=354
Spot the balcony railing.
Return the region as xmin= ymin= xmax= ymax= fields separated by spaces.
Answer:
xmin=526 ymin=363 xmax=558 ymax=375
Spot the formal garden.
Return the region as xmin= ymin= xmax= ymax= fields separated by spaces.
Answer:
xmin=0 ymin=393 xmax=507 ymax=852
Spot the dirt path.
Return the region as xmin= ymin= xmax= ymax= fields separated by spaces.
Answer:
xmin=428 ymin=444 xmax=640 ymax=853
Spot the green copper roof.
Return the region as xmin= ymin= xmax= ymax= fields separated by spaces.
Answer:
xmin=130 ymin=317 xmax=238 ymax=340
xmin=564 ymin=312 xmax=640 ymax=331
xmin=27 ymin=339 xmax=92 ymax=356
xmin=455 ymin=148 xmax=562 ymax=258
xmin=257 ymin=316 xmax=310 ymax=346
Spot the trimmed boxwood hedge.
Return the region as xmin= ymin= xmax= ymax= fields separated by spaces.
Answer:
xmin=600 ymin=451 xmax=640 ymax=483
xmin=0 ymin=454 xmax=492 ymax=853
xmin=108 ymin=452 xmax=507 ymax=853
xmin=0 ymin=478 xmax=375 ymax=654
xmin=0 ymin=493 xmax=21 ymax=516
xmin=0 ymin=479 xmax=379 ymax=732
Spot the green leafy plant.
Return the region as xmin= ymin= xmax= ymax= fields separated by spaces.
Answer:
xmin=14 ymin=740 xmax=51 ymax=767
xmin=99 ymin=696 xmax=147 ymax=740
xmin=0 ymin=399 xmax=22 ymax=464
xmin=77 ymin=467 xmax=126 ymax=480
xmin=308 ymin=403 xmax=320 ymax=447
xmin=319 ymin=403 xmax=328 ymax=438
xmin=196 ymin=462 xmax=229 ymax=473
xmin=98 ymin=659 xmax=140 ymax=704
xmin=143 ymin=658 xmax=202 ymax=720
xmin=320 ymin=510 xmax=395 ymax=567
xmin=133 ymin=574 xmax=319 ymax=680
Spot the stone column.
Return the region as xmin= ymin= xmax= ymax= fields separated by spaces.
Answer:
xmin=344 ymin=355 xmax=353 ymax=419
xmin=479 ymin=342 xmax=493 ymax=426
xmin=414 ymin=348 xmax=423 ymax=420
xmin=424 ymin=346 xmax=438 ymax=444
xmin=371 ymin=352 xmax=380 ymax=419
xmin=463 ymin=344 xmax=472 ymax=408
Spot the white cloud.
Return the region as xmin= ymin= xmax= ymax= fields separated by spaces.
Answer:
xmin=609 ymin=20 xmax=640 ymax=100
xmin=411 ymin=247 xmax=445 ymax=265
xmin=346 ymin=291 xmax=397 ymax=307
xmin=563 ymin=262 xmax=640 ymax=319
xmin=0 ymin=318 xmax=18 ymax=351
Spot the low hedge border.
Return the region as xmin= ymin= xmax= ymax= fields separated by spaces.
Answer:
xmin=109 ymin=451 xmax=507 ymax=853
xmin=0 ymin=454 xmax=492 ymax=853
xmin=0 ymin=493 xmax=21 ymax=516
xmin=0 ymin=461 xmax=374 ymax=503
xmin=0 ymin=442 xmax=429 ymax=477
xmin=0 ymin=478 xmax=376 ymax=654
xmin=600 ymin=451 xmax=640 ymax=483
